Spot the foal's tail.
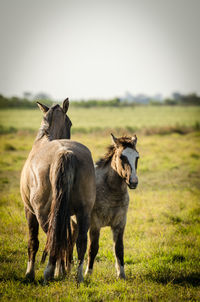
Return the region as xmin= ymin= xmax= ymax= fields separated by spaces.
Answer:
xmin=42 ymin=151 xmax=77 ymax=263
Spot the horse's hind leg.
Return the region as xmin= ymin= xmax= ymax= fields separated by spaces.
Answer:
xmin=66 ymin=218 xmax=78 ymax=273
xmin=112 ymin=225 xmax=126 ymax=280
xmin=76 ymin=213 xmax=90 ymax=282
xmin=25 ymin=208 xmax=39 ymax=281
xmin=54 ymin=223 xmax=77 ymax=279
xmin=85 ymin=227 xmax=100 ymax=276
xmin=54 ymin=257 xmax=66 ymax=278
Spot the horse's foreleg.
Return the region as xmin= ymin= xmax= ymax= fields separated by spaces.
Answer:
xmin=25 ymin=208 xmax=39 ymax=281
xmin=85 ymin=227 xmax=100 ymax=276
xmin=112 ymin=226 xmax=126 ymax=280
xmin=76 ymin=213 xmax=90 ymax=283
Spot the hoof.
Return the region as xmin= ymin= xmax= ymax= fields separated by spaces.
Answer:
xmin=77 ymin=275 xmax=84 ymax=283
xmin=116 ymin=263 xmax=126 ymax=280
xmin=25 ymin=271 xmax=35 ymax=282
xmin=44 ymin=264 xmax=55 ymax=283
xmin=118 ymin=272 xmax=126 ymax=280
xmin=85 ymin=267 xmax=93 ymax=276
xmin=77 ymin=263 xmax=84 ymax=283
xmin=77 ymin=271 xmax=84 ymax=283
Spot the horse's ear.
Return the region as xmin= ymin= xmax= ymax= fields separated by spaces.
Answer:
xmin=111 ymin=133 xmax=118 ymax=146
xmin=37 ymin=102 xmax=49 ymax=113
xmin=132 ymin=134 xmax=137 ymax=146
xmin=63 ymin=98 xmax=69 ymax=113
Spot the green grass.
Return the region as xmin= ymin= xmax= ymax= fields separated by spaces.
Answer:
xmin=0 ymin=106 xmax=200 ymax=134
xmin=0 ymin=107 xmax=200 ymax=301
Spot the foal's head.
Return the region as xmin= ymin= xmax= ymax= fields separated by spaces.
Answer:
xmin=111 ymin=134 xmax=139 ymax=189
xmin=37 ymin=98 xmax=72 ymax=140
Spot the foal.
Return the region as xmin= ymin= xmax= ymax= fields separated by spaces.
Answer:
xmin=85 ymin=134 xmax=139 ymax=279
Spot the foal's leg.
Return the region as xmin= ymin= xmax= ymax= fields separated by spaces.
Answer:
xmin=112 ymin=225 xmax=126 ymax=279
xmin=85 ymin=227 xmax=100 ymax=276
xmin=25 ymin=208 xmax=39 ymax=281
xmin=76 ymin=213 xmax=90 ymax=282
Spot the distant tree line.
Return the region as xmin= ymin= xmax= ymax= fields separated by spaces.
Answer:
xmin=0 ymin=95 xmax=53 ymax=109
xmin=0 ymin=93 xmax=200 ymax=108
xmin=71 ymin=98 xmax=125 ymax=107
xmin=0 ymin=95 xmax=126 ymax=108
xmin=163 ymin=93 xmax=200 ymax=106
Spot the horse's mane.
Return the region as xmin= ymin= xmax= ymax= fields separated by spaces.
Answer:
xmin=96 ymin=136 xmax=136 ymax=168
xmin=96 ymin=145 xmax=116 ymax=168
xmin=36 ymin=113 xmax=53 ymax=141
xmin=36 ymin=105 xmax=72 ymax=141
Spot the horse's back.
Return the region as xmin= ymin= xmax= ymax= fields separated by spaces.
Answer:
xmin=20 ymin=139 xmax=96 ymax=221
xmin=57 ymin=140 xmax=96 ymax=212
xmin=22 ymin=139 xmax=94 ymax=179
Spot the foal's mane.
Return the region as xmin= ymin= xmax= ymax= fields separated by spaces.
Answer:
xmin=96 ymin=136 xmax=136 ymax=168
xmin=96 ymin=145 xmax=115 ymax=168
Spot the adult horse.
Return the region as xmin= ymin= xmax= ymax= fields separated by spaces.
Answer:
xmin=20 ymin=99 xmax=96 ymax=283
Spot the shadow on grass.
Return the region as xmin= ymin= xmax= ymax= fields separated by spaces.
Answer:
xmin=147 ymin=272 xmax=200 ymax=287
xmin=0 ymin=272 xmax=75 ymax=287
xmin=0 ymin=275 xmax=53 ymax=287
xmin=1 ymin=265 xmax=200 ymax=288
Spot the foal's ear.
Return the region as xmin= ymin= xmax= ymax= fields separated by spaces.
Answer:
xmin=37 ymin=102 xmax=49 ymax=113
xmin=111 ymin=133 xmax=118 ymax=146
xmin=132 ymin=134 xmax=137 ymax=146
xmin=62 ymin=98 xmax=69 ymax=113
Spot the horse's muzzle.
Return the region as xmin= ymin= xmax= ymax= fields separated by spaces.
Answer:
xmin=128 ymin=181 xmax=138 ymax=189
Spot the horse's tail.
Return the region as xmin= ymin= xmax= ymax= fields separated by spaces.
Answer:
xmin=41 ymin=151 xmax=76 ymax=263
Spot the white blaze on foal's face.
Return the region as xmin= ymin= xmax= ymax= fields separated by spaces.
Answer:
xmin=122 ymin=147 xmax=139 ymax=187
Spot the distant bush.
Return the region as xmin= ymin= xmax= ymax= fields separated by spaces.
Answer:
xmin=0 ymin=125 xmax=17 ymax=134
xmin=71 ymin=98 xmax=132 ymax=108
xmin=0 ymin=95 xmax=53 ymax=109
xmin=4 ymin=143 xmax=16 ymax=151
xmin=164 ymin=93 xmax=200 ymax=106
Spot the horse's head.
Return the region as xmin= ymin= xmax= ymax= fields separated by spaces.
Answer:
xmin=111 ymin=134 xmax=139 ymax=189
xmin=37 ymin=98 xmax=72 ymax=140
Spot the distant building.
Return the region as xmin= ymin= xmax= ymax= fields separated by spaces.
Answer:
xmin=33 ymin=92 xmax=52 ymax=101
xmin=119 ymin=92 xmax=163 ymax=104
xmin=172 ymin=92 xmax=183 ymax=101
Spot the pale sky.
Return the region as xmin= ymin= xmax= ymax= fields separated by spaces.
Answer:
xmin=0 ymin=0 xmax=200 ymax=100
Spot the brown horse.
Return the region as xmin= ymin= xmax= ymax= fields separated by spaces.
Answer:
xmin=20 ymin=99 xmax=96 ymax=283
xmin=68 ymin=134 xmax=139 ymax=279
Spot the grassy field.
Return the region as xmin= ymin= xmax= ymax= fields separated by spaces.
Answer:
xmin=0 ymin=106 xmax=200 ymax=134
xmin=0 ymin=106 xmax=200 ymax=301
